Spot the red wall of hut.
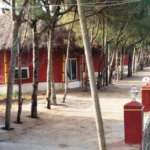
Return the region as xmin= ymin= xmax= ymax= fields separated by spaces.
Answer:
xmin=0 ymin=48 xmax=107 ymax=85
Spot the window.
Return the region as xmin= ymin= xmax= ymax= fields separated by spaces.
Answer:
xmin=68 ymin=58 xmax=77 ymax=80
xmin=15 ymin=67 xmax=29 ymax=79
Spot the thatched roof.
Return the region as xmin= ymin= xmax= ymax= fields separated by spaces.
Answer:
xmin=0 ymin=14 xmax=13 ymax=49
xmin=0 ymin=14 xmax=102 ymax=55
xmin=0 ymin=14 xmax=76 ymax=50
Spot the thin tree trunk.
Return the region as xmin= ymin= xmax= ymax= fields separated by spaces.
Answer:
xmin=83 ymin=65 xmax=89 ymax=91
xmin=127 ymin=50 xmax=133 ymax=77
xmin=102 ymin=14 xmax=108 ymax=86
xmin=4 ymin=0 xmax=28 ymax=129
xmin=46 ymin=29 xmax=53 ymax=109
xmin=50 ymin=66 xmax=57 ymax=105
xmin=81 ymin=54 xmax=84 ymax=88
xmin=105 ymin=42 xmax=109 ymax=85
xmin=16 ymin=40 xmax=23 ymax=123
xmin=46 ymin=27 xmax=57 ymax=107
xmin=31 ymin=23 xmax=39 ymax=118
xmin=132 ymin=47 xmax=136 ymax=73
xmin=134 ymin=53 xmax=138 ymax=72
xmin=120 ymin=47 xmax=124 ymax=80
xmin=62 ymin=32 xmax=71 ymax=103
xmin=102 ymin=70 xmax=105 ymax=87
xmin=77 ymin=1 xmax=106 ymax=150
xmin=109 ymin=50 xmax=116 ymax=84
xmin=116 ymin=49 xmax=120 ymax=81
xmin=50 ymin=28 xmax=57 ymax=106
xmin=63 ymin=10 xmax=76 ymax=103
xmin=136 ymin=48 xmax=141 ymax=71
xmin=5 ymin=21 xmax=19 ymax=129
xmin=107 ymin=43 xmax=111 ymax=83
xmin=115 ymin=50 xmax=118 ymax=81
xmin=109 ymin=68 xmax=113 ymax=84
xmin=139 ymin=48 xmax=144 ymax=70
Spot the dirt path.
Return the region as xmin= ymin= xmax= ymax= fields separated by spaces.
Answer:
xmin=0 ymin=67 xmax=150 ymax=150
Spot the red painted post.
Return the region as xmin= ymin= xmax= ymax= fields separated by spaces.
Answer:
xmin=141 ymin=84 xmax=150 ymax=112
xmin=124 ymin=101 xmax=143 ymax=144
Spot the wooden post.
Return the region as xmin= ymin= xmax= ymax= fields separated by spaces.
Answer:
xmin=77 ymin=1 xmax=106 ymax=150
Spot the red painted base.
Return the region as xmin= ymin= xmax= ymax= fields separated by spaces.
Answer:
xmin=142 ymin=85 xmax=150 ymax=112
xmin=124 ymin=101 xmax=143 ymax=144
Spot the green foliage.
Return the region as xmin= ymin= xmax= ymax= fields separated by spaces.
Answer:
xmin=100 ymin=0 xmax=150 ymax=50
xmin=28 ymin=0 xmax=47 ymax=21
xmin=14 ymin=0 xmax=150 ymax=51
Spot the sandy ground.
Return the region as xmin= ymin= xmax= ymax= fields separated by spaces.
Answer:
xmin=0 ymin=67 xmax=150 ymax=150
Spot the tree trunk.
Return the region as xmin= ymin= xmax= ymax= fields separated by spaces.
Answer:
xmin=109 ymin=50 xmax=116 ymax=84
xmin=136 ymin=48 xmax=141 ymax=71
xmin=127 ymin=51 xmax=133 ymax=77
xmin=63 ymin=11 xmax=76 ymax=103
xmin=107 ymin=44 xmax=111 ymax=83
xmin=16 ymin=41 xmax=23 ymax=123
xmin=77 ymin=1 xmax=106 ymax=150
xmin=134 ymin=53 xmax=138 ymax=72
xmin=50 ymin=28 xmax=57 ymax=106
xmin=81 ymin=55 xmax=84 ymax=88
xmin=115 ymin=49 xmax=120 ymax=81
xmin=83 ymin=65 xmax=89 ymax=91
xmin=62 ymin=33 xmax=71 ymax=103
xmin=31 ymin=23 xmax=39 ymax=118
xmin=132 ymin=47 xmax=136 ymax=73
xmin=139 ymin=48 xmax=144 ymax=70
xmin=120 ymin=47 xmax=124 ymax=80
xmin=105 ymin=42 xmax=109 ymax=86
xmin=50 ymin=68 xmax=57 ymax=105
xmin=109 ymin=67 xmax=113 ymax=84
xmin=102 ymin=15 xmax=108 ymax=86
xmin=5 ymin=21 xmax=19 ymax=129
xmin=46 ymin=29 xmax=53 ymax=109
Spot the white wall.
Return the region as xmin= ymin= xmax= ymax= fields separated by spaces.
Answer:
xmin=0 ymin=81 xmax=82 ymax=95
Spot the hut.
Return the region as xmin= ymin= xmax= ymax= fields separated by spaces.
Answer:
xmin=0 ymin=14 xmax=104 ymax=93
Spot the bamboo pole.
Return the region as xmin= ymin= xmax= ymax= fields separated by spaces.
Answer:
xmin=76 ymin=0 xmax=106 ymax=150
